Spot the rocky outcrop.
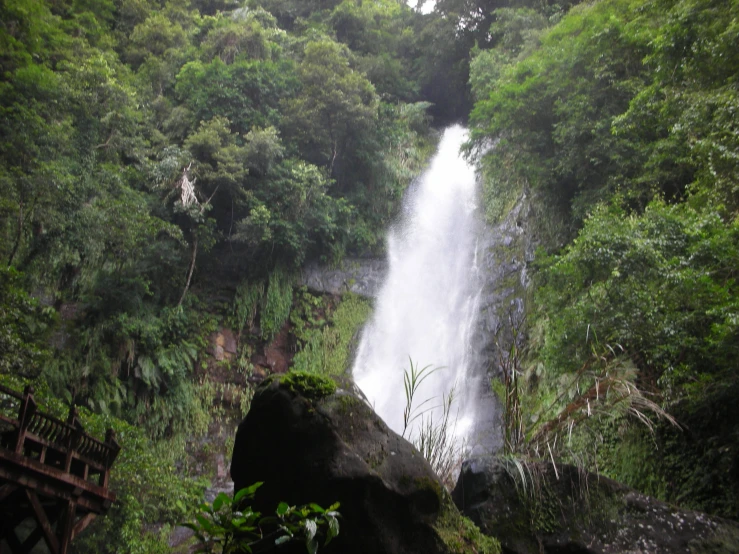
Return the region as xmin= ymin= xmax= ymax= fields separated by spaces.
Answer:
xmin=231 ymin=372 xmax=500 ymax=554
xmin=453 ymin=455 xmax=739 ymax=554
xmin=461 ymin=194 xmax=534 ymax=454
xmin=473 ymin=194 xmax=534 ymax=377
xmin=300 ymin=258 xmax=386 ymax=297
xmin=208 ymin=328 xmax=238 ymax=361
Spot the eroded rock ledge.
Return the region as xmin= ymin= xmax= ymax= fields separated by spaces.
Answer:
xmin=300 ymin=258 xmax=386 ymax=297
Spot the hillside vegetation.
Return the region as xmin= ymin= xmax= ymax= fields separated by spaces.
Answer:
xmin=0 ymin=0 xmax=451 ymax=551
xmin=469 ymin=0 xmax=739 ymax=520
xmin=1 ymin=0 xmax=738 ymax=550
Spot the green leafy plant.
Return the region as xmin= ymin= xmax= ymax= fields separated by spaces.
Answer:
xmin=231 ymin=281 xmax=265 ymax=336
xmin=413 ymin=385 xmax=464 ymax=489
xmin=186 ymin=483 xmax=340 ymax=554
xmin=494 ymin=313 xmax=526 ymax=455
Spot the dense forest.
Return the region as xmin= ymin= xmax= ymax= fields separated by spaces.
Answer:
xmin=1 ymin=0 xmax=737 ymax=551
xmin=467 ymin=0 xmax=739 ymax=521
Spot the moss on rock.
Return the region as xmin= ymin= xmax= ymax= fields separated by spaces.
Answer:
xmin=279 ymin=370 xmax=336 ymax=399
xmin=435 ymin=491 xmax=501 ymax=554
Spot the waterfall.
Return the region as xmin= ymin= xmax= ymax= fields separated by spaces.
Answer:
xmin=353 ymin=125 xmax=488 ymax=448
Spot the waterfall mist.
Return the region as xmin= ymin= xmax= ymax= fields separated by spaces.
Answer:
xmin=353 ymin=125 xmax=487 ymax=448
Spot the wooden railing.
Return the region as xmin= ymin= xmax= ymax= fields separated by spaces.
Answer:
xmin=0 ymin=384 xmax=120 ymax=488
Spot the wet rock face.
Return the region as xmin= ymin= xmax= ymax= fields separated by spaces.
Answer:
xmin=230 ymin=374 xmax=463 ymax=554
xmin=453 ymin=456 xmax=739 ymax=554
xmin=464 ymin=195 xmax=534 ymax=454
xmin=473 ymin=195 xmax=534 ymax=379
xmin=300 ymin=258 xmax=387 ymax=297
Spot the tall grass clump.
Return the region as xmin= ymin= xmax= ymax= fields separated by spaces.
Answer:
xmin=401 ymin=358 xmax=465 ymax=488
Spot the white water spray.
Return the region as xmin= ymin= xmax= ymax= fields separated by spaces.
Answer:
xmin=353 ymin=125 xmax=485 ymax=445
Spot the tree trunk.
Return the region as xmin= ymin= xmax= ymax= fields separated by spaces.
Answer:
xmin=178 ymin=233 xmax=198 ymax=307
xmin=7 ymin=203 xmax=23 ymax=267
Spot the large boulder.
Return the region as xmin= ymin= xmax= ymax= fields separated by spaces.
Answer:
xmin=453 ymin=455 xmax=739 ymax=554
xmin=231 ymin=372 xmax=499 ymax=554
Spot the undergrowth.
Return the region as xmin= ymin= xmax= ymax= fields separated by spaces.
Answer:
xmin=290 ymin=289 xmax=371 ymax=376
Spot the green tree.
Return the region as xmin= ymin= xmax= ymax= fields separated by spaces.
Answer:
xmin=282 ymin=38 xmax=378 ymax=177
xmin=470 ymin=0 xmax=653 ymax=229
xmin=232 ymin=159 xmax=349 ymax=267
xmin=535 ymin=199 xmax=739 ymax=400
xmin=175 ymin=57 xmax=299 ymax=136
xmin=0 ymin=268 xmax=56 ymax=377
xmin=125 ymin=11 xmax=190 ymax=68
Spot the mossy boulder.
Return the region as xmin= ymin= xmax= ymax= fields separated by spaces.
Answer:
xmin=453 ymin=455 xmax=739 ymax=554
xmin=231 ymin=374 xmax=499 ymax=554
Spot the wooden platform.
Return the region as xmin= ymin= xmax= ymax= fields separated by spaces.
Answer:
xmin=0 ymin=385 xmax=120 ymax=554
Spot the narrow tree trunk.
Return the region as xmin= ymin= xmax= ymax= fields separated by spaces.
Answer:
xmin=228 ymin=197 xmax=235 ymax=245
xmin=178 ymin=233 xmax=198 ymax=308
xmin=7 ymin=203 xmax=23 ymax=267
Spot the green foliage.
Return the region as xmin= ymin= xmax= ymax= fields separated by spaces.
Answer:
xmin=469 ymin=0 xmax=739 ymax=517
xmin=42 ymin=302 xmax=216 ymax=438
xmin=176 ymin=57 xmax=298 ymax=136
xmin=260 ymin=268 xmax=293 ymax=341
xmin=469 ymin=7 xmax=549 ymax=103
xmin=401 ymin=358 xmax=441 ymax=438
xmin=471 ymin=0 xmax=653 ymax=233
xmin=0 ymin=267 xmax=56 ymax=377
xmin=318 ymin=293 xmax=371 ymax=375
xmin=290 ymin=290 xmax=371 ymax=376
xmin=186 ymin=483 xmax=340 ymax=554
xmin=471 ymin=0 xmax=739 ymax=230
xmin=492 ymin=199 xmax=736 ymax=506
xmin=232 ymin=158 xmax=351 ymax=267
xmin=591 ymin=379 xmax=739 ymax=521
xmin=535 ymin=200 xmax=738 ymax=398
xmin=282 ymin=38 xmax=378 ymax=175
xmin=0 ymin=0 xmax=442 ymax=548
xmin=198 ymin=376 xmax=254 ymax=424
xmin=340 ymin=102 xmax=436 ymax=253
xmin=231 ymin=280 xmax=265 ymax=334
xmin=613 ymin=0 xmax=739 ymax=218
xmin=73 ymin=424 xmax=208 ymax=554
xmin=280 ymin=370 xmax=337 ymax=400
xmin=588 ymin=419 xmax=668 ymax=500
xmin=328 ymin=0 xmax=419 ymax=101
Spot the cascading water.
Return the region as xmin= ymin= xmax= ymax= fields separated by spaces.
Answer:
xmin=353 ymin=125 xmax=489 ymax=448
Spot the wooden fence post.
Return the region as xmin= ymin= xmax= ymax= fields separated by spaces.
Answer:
xmin=65 ymin=408 xmax=82 ymax=474
xmin=14 ymin=386 xmax=36 ymax=454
